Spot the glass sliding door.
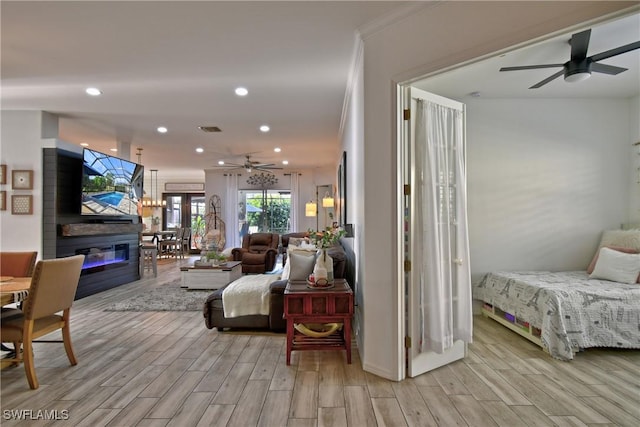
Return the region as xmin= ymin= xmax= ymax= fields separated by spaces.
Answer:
xmin=238 ymin=190 xmax=291 ymax=239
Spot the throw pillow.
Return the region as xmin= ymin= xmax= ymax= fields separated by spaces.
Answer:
xmin=288 ymin=250 xmax=317 ymax=281
xmin=589 ymin=247 xmax=640 ymax=284
xmin=598 ymin=229 xmax=640 ymax=252
xmin=587 ymin=245 xmax=639 ymax=275
xmin=281 ymin=248 xmax=316 ymax=280
xmin=288 ymin=237 xmax=306 ymax=247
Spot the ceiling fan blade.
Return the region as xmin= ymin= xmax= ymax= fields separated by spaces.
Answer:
xmin=591 ymin=62 xmax=627 ymax=75
xmin=570 ymin=29 xmax=591 ymax=62
xmin=589 ymin=40 xmax=640 ymax=62
xmin=256 ymin=166 xmax=282 ymax=171
xmin=529 ymin=69 xmax=565 ymax=89
xmin=500 ymin=64 xmax=563 ymax=71
xmin=254 ymin=163 xmax=276 ymax=168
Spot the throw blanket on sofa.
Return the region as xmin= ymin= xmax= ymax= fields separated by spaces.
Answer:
xmin=222 ymin=274 xmax=279 ymax=318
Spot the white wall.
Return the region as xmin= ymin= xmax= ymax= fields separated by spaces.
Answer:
xmin=357 ymin=1 xmax=633 ymax=380
xmin=0 ymin=111 xmax=48 ymax=254
xmin=339 ymin=38 xmax=364 ymax=355
xmin=630 ymin=95 xmax=640 ymax=222
xmin=467 ymin=98 xmax=632 ymax=280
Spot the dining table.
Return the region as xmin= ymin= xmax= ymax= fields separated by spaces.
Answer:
xmin=0 ymin=276 xmax=31 ymax=306
xmin=142 ymin=230 xmax=176 ymax=244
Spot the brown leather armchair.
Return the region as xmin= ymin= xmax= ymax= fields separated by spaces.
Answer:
xmin=232 ymin=233 xmax=279 ymax=274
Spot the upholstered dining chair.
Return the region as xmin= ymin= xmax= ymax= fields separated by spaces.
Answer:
xmin=0 ymin=251 xmax=38 ymax=352
xmin=0 ymin=251 xmax=38 ymax=278
xmin=0 ymin=254 xmax=85 ymax=389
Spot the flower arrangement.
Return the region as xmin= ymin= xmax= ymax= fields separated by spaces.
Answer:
xmin=308 ymin=227 xmax=346 ymax=249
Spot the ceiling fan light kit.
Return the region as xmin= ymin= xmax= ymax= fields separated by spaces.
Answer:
xmin=214 ymin=154 xmax=283 ymax=174
xmin=500 ymin=28 xmax=640 ymax=89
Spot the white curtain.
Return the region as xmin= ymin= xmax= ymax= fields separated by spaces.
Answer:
xmin=225 ymin=174 xmax=240 ymax=249
xmin=415 ymin=99 xmax=473 ymax=354
xmin=290 ymin=173 xmax=300 ymax=232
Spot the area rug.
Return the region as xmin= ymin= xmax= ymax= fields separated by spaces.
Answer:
xmin=104 ymin=279 xmax=211 ymax=312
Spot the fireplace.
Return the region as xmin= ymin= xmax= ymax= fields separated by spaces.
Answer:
xmin=76 ymin=243 xmax=130 ymax=273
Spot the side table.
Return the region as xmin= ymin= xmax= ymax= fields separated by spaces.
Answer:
xmin=180 ymin=261 xmax=242 ymax=290
xmin=284 ymin=279 xmax=353 ymax=365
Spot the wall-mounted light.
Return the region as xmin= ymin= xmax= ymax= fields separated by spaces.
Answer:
xmin=322 ymin=193 xmax=334 ymax=208
xmin=305 ymin=200 xmax=317 ymax=217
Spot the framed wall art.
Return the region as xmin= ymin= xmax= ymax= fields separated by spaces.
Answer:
xmin=0 ymin=191 xmax=5 ymax=211
xmin=11 ymin=194 xmax=33 ymax=215
xmin=12 ymin=170 xmax=34 ymax=190
xmin=0 ymin=164 xmax=6 ymax=185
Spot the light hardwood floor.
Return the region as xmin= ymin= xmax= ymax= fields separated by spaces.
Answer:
xmin=1 ymin=257 xmax=639 ymax=426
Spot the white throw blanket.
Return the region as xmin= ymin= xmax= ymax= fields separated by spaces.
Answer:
xmin=222 ymin=274 xmax=279 ymax=318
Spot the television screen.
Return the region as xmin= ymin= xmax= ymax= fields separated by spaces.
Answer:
xmin=81 ymin=148 xmax=144 ymax=216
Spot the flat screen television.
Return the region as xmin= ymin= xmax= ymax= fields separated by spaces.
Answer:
xmin=81 ymin=148 xmax=144 ymax=216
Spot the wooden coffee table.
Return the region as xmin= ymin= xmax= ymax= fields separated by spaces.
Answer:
xmin=180 ymin=261 xmax=242 ymax=290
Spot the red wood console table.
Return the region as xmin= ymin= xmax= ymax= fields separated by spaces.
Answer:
xmin=284 ymin=279 xmax=353 ymax=365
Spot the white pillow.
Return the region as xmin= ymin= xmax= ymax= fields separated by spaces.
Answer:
xmin=287 ymin=250 xmax=317 ymax=281
xmin=589 ymin=247 xmax=640 ymax=284
xmin=281 ymin=248 xmax=316 ymax=280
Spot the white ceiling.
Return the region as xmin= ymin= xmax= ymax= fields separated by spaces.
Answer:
xmin=415 ymin=12 xmax=640 ymax=100
xmin=2 ymin=3 xmax=639 ymax=178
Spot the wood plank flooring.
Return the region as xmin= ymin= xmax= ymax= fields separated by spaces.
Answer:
xmin=1 ymin=257 xmax=639 ymax=426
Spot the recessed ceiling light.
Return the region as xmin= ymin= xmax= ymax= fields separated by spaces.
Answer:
xmin=282 ymin=160 xmax=289 ymax=165
xmin=274 ymin=147 xmax=281 ymax=153
xmin=235 ymin=87 xmax=248 ymax=96
xmin=195 ymin=147 xmax=204 ymax=153
xmin=260 ymin=125 xmax=270 ymax=132
xmin=218 ymin=160 xmax=225 ymax=165
xmin=157 ymin=126 xmax=168 ymax=133
xmin=80 ymin=143 xmax=89 ymax=147
xmin=85 ymin=87 xmax=102 ymax=96
xmin=110 ymin=148 xmax=117 ymax=152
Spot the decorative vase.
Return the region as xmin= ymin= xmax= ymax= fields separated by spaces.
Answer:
xmin=314 ymin=249 xmax=333 ymax=283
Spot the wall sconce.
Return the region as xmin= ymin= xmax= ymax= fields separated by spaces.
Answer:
xmin=322 ymin=192 xmax=334 ymax=228
xmin=322 ymin=193 xmax=334 ymax=208
xmin=305 ymin=200 xmax=317 ymax=217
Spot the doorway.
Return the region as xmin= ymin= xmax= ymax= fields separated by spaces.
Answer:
xmin=163 ymin=193 xmax=206 ymax=252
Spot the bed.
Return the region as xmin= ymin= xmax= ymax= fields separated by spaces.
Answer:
xmin=473 ymin=229 xmax=640 ymax=360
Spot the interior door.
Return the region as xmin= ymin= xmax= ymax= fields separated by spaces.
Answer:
xmin=405 ymin=86 xmax=468 ymax=377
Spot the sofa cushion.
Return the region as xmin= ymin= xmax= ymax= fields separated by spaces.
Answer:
xmin=288 ymin=250 xmax=316 ymax=281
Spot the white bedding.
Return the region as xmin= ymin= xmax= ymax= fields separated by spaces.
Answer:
xmin=474 ymin=271 xmax=640 ymax=360
xmin=222 ymin=275 xmax=279 ymax=318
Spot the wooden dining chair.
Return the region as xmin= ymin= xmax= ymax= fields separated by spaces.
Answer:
xmin=0 ymin=254 xmax=85 ymax=389
xmin=158 ymin=228 xmax=181 ymax=258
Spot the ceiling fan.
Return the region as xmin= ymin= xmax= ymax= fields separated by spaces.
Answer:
xmin=215 ymin=154 xmax=282 ymax=173
xmin=499 ymin=28 xmax=640 ymax=88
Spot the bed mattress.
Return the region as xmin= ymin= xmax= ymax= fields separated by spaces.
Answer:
xmin=474 ymin=271 xmax=640 ymax=360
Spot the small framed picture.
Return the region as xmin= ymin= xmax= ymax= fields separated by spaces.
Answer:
xmin=12 ymin=170 xmax=34 ymax=190
xmin=0 ymin=165 xmax=6 ymax=185
xmin=0 ymin=191 xmax=5 ymax=211
xmin=11 ymin=194 xmax=33 ymax=215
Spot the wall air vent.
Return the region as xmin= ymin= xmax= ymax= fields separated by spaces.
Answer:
xmin=198 ymin=126 xmax=222 ymax=133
